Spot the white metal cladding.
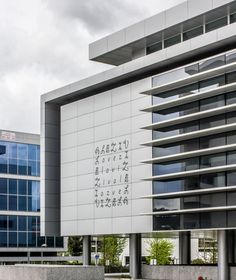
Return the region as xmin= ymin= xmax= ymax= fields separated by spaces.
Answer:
xmin=60 ymin=79 xmax=155 ymax=236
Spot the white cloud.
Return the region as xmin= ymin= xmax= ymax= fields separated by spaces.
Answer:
xmin=0 ymin=0 xmax=185 ymax=134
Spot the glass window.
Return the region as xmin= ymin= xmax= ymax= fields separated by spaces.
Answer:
xmin=9 ymin=158 xmax=17 ymax=174
xmin=199 ymin=75 xmax=225 ymax=92
xmin=200 ymin=211 xmax=226 ymax=228
xmin=9 ymin=196 xmax=17 ymax=211
xmin=28 ymin=181 xmax=32 ymax=195
xmin=0 ymin=142 xmax=8 ymax=158
xmin=200 ymin=95 xmax=225 ymax=111
xmin=28 ymin=216 xmax=37 ymax=232
xmin=0 ymin=144 xmax=6 ymax=157
xmin=9 ymin=232 xmax=17 ymax=247
xmin=200 ymin=172 xmax=225 ymax=188
xmin=226 ymin=71 xmax=236 ymax=84
xmin=37 ymin=196 xmax=40 ymax=212
xmin=147 ymin=41 xmax=162 ymax=55
xmin=230 ymin=13 xmax=236 ymax=23
xmin=28 ymin=161 xmax=37 ymax=176
xmin=153 ymin=214 xmax=180 ymax=230
xmin=183 ymin=26 xmax=203 ymax=41
xmin=28 ymin=232 xmax=36 ymax=247
xmin=0 ymin=216 xmax=7 ymax=231
xmin=37 ymin=236 xmax=46 ymax=247
xmin=18 ymin=160 xmax=27 ymax=175
xmin=18 ymin=232 xmax=27 ymax=247
xmin=200 ymin=153 xmax=226 ymax=168
xmin=153 ymin=198 xmax=180 ymax=212
xmin=200 ymin=115 xmax=225 ymax=130
xmin=46 ymin=237 xmax=55 ymax=248
xmin=8 ymin=216 xmax=17 ymax=231
xmin=17 ymin=144 xmax=27 ymax=160
xmin=228 ymin=210 xmax=236 ymax=228
xmin=9 ymin=179 xmax=17 ymax=194
xmin=36 ymin=161 xmax=40 ymax=176
xmin=18 ymin=216 xmax=27 ymax=231
xmin=227 ymin=171 xmax=236 ymax=186
xmin=154 ymin=101 xmax=199 ymax=122
xmin=36 ymin=216 xmax=40 ymax=232
xmin=227 ymin=151 xmax=236 ymax=165
xmin=182 ymin=213 xmax=200 ymax=229
xmin=226 ymin=91 xmax=236 ymax=105
xmin=56 ymin=237 xmax=64 ymax=247
xmin=205 ymin=17 xmax=228 ymax=33
xmin=164 ymin=34 xmax=181 ymax=48
xmin=227 ymin=111 xmax=236 ymax=124
xmin=227 ymin=131 xmax=236 ymax=145
xmin=200 ymin=193 xmax=226 ymax=208
xmin=8 ymin=143 xmax=17 ymax=159
xmin=200 ymin=134 xmax=226 ymax=149
xmin=0 ymin=179 xmax=7 ymax=194
xmin=199 ymin=55 xmax=225 ymax=72
xmin=18 ymin=180 xmax=27 ymax=195
xmin=0 ymin=232 xmax=7 ymax=246
xmin=227 ymin=192 xmax=236 ymax=206
xmin=28 ymin=145 xmax=37 ymax=161
xmin=18 ymin=196 xmax=27 ymax=211
xmin=0 ymin=195 xmax=7 ymax=210
xmin=36 ymin=145 xmax=40 ymax=161
xmin=183 ymin=196 xmax=199 ymax=209
xmin=0 ymin=158 xmax=7 ymax=173
xmin=153 ymin=176 xmax=199 ymax=194
xmin=226 ymin=50 xmax=236 ymax=64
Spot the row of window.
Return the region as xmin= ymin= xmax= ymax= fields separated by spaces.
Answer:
xmin=0 ymin=215 xmax=63 ymax=247
xmin=0 ymin=158 xmax=40 ymax=176
xmin=152 ymin=47 xmax=236 ymax=88
xmin=153 ymin=210 xmax=236 ymax=231
xmin=0 ymin=142 xmax=40 ymax=161
xmin=0 ymin=179 xmax=39 ymax=196
xmin=0 ymin=194 xmax=40 ymax=212
xmin=147 ymin=13 xmax=236 ymax=55
xmin=153 ymin=192 xmax=236 ymax=212
xmin=153 ymin=71 xmax=236 ymax=107
xmin=0 ymin=142 xmax=40 ymax=177
xmin=154 ymin=151 xmax=236 ymax=176
xmin=153 ymin=90 xmax=236 ymax=123
xmin=153 ymin=112 xmax=236 ymax=140
xmin=0 ymin=216 xmax=39 ymax=232
xmin=153 ymin=171 xmax=236 ymax=194
xmin=0 ymin=232 xmax=63 ymax=248
xmin=153 ymin=131 xmax=236 ymax=157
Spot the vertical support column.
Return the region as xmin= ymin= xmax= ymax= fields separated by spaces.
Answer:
xmin=83 ymin=235 xmax=91 ymax=266
xmin=129 ymin=234 xmax=142 ymax=279
xmin=179 ymin=231 xmax=191 ymax=265
xmin=228 ymin=230 xmax=234 ymax=265
xmin=218 ymin=230 xmax=228 ymax=280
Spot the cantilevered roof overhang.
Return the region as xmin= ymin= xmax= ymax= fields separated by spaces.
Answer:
xmin=89 ymin=0 xmax=235 ymax=66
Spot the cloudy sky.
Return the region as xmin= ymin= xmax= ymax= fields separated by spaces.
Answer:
xmin=0 ymin=0 xmax=184 ymax=134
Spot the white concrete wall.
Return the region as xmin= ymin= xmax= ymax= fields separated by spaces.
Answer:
xmin=60 ymin=78 xmax=153 ymax=236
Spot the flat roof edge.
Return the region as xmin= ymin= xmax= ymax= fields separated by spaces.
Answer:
xmin=89 ymin=0 xmax=234 ymax=65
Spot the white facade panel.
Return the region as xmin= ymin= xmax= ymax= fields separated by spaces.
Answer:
xmin=77 ymin=113 xmax=93 ymax=131
xmin=60 ymin=79 xmax=153 ymax=235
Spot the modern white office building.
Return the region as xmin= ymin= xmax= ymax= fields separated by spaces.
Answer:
xmin=41 ymin=0 xmax=236 ymax=279
xmin=0 ymin=129 xmax=65 ymax=263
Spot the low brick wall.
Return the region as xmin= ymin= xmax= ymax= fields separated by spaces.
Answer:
xmin=142 ymin=264 xmax=236 ymax=280
xmin=0 ymin=264 xmax=104 ymax=280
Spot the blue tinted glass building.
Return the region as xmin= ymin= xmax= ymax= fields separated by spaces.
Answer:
xmin=0 ymin=130 xmax=65 ymax=263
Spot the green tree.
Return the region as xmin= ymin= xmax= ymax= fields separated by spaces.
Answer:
xmin=147 ymin=238 xmax=174 ymax=265
xmin=68 ymin=236 xmax=83 ymax=256
xmin=100 ymin=236 xmax=127 ymax=266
